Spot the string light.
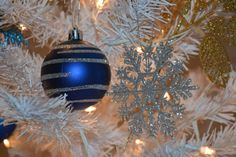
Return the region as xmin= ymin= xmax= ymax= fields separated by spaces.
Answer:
xmin=96 ymin=0 xmax=106 ymax=10
xmin=85 ymin=106 xmax=97 ymax=113
xmin=161 ymin=29 xmax=164 ymax=34
xmin=136 ymin=47 xmax=143 ymax=53
xmin=200 ymin=146 xmax=215 ymax=156
xmin=19 ymin=23 xmax=27 ymax=31
xmin=135 ymin=139 xmax=145 ymax=145
xmin=164 ymin=92 xmax=171 ymax=101
xmin=3 ymin=139 xmax=11 ymax=148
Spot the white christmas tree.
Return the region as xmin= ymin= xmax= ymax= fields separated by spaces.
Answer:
xmin=0 ymin=0 xmax=235 ymax=157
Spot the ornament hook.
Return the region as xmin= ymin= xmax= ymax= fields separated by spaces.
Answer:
xmin=69 ymin=27 xmax=83 ymax=41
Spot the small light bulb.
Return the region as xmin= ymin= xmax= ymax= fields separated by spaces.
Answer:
xmin=135 ymin=139 xmax=145 ymax=145
xmin=96 ymin=0 xmax=106 ymax=10
xmin=19 ymin=23 xmax=27 ymax=31
xmin=85 ymin=106 xmax=96 ymax=113
xmin=3 ymin=139 xmax=10 ymax=148
xmin=136 ymin=47 xmax=143 ymax=53
xmin=200 ymin=146 xmax=215 ymax=156
xmin=164 ymin=92 xmax=171 ymax=101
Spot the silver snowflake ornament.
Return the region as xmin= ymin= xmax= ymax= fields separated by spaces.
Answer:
xmin=112 ymin=42 xmax=196 ymax=137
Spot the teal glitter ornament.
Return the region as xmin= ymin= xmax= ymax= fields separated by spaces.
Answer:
xmin=0 ymin=25 xmax=27 ymax=48
xmin=41 ymin=28 xmax=111 ymax=110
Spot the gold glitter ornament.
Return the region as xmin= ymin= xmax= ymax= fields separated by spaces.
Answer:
xmin=182 ymin=0 xmax=191 ymax=15
xmin=219 ymin=0 xmax=236 ymax=12
xmin=227 ymin=17 xmax=236 ymax=46
xmin=199 ymin=35 xmax=231 ymax=87
xmin=195 ymin=0 xmax=208 ymax=11
xmin=206 ymin=17 xmax=236 ymax=46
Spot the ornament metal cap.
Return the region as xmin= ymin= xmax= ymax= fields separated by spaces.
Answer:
xmin=69 ymin=27 xmax=83 ymax=41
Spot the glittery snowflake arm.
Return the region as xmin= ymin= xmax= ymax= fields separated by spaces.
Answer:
xmin=169 ymin=75 xmax=196 ymax=101
xmin=156 ymin=72 xmax=236 ymax=157
xmin=112 ymin=43 xmax=196 ymax=137
xmin=112 ymin=47 xmax=142 ymax=103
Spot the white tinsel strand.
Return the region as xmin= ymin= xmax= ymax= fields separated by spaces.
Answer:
xmin=0 ymin=46 xmax=126 ymax=157
xmin=92 ymin=0 xmax=174 ymax=62
xmin=145 ymin=122 xmax=236 ymax=157
xmin=0 ymin=87 xmax=126 ymax=157
xmin=164 ymin=0 xmax=222 ymax=67
xmin=0 ymin=47 xmax=43 ymax=95
xmin=177 ymin=71 xmax=236 ymax=132
xmin=96 ymin=0 xmax=173 ymax=44
xmin=0 ymin=1 xmax=234 ymax=157
xmin=167 ymin=30 xmax=200 ymax=70
xmin=0 ymin=0 xmax=174 ymax=70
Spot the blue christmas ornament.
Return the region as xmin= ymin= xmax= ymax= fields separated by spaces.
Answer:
xmin=0 ymin=119 xmax=16 ymax=141
xmin=41 ymin=28 xmax=111 ymax=110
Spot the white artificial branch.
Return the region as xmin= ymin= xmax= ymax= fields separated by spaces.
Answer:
xmin=0 ymin=47 xmax=43 ymax=95
xmin=164 ymin=0 xmax=221 ymax=67
xmin=0 ymin=0 xmax=72 ymax=46
xmin=0 ymin=46 xmax=126 ymax=157
xmin=78 ymin=126 xmax=92 ymax=157
xmin=178 ymin=72 xmax=236 ymax=132
xmin=145 ymin=121 xmax=236 ymax=157
xmin=93 ymin=0 xmax=174 ymax=56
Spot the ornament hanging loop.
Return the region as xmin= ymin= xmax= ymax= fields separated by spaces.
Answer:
xmin=69 ymin=0 xmax=82 ymax=40
xmin=69 ymin=27 xmax=83 ymax=41
xmin=71 ymin=0 xmax=80 ymax=28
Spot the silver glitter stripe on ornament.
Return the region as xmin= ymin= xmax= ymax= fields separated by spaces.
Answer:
xmin=53 ymin=44 xmax=96 ymax=50
xmin=41 ymin=73 xmax=70 ymax=81
xmin=57 ymin=49 xmax=104 ymax=55
xmin=45 ymin=84 xmax=109 ymax=96
xmin=42 ymin=58 xmax=108 ymax=67
xmin=68 ymin=99 xmax=101 ymax=103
